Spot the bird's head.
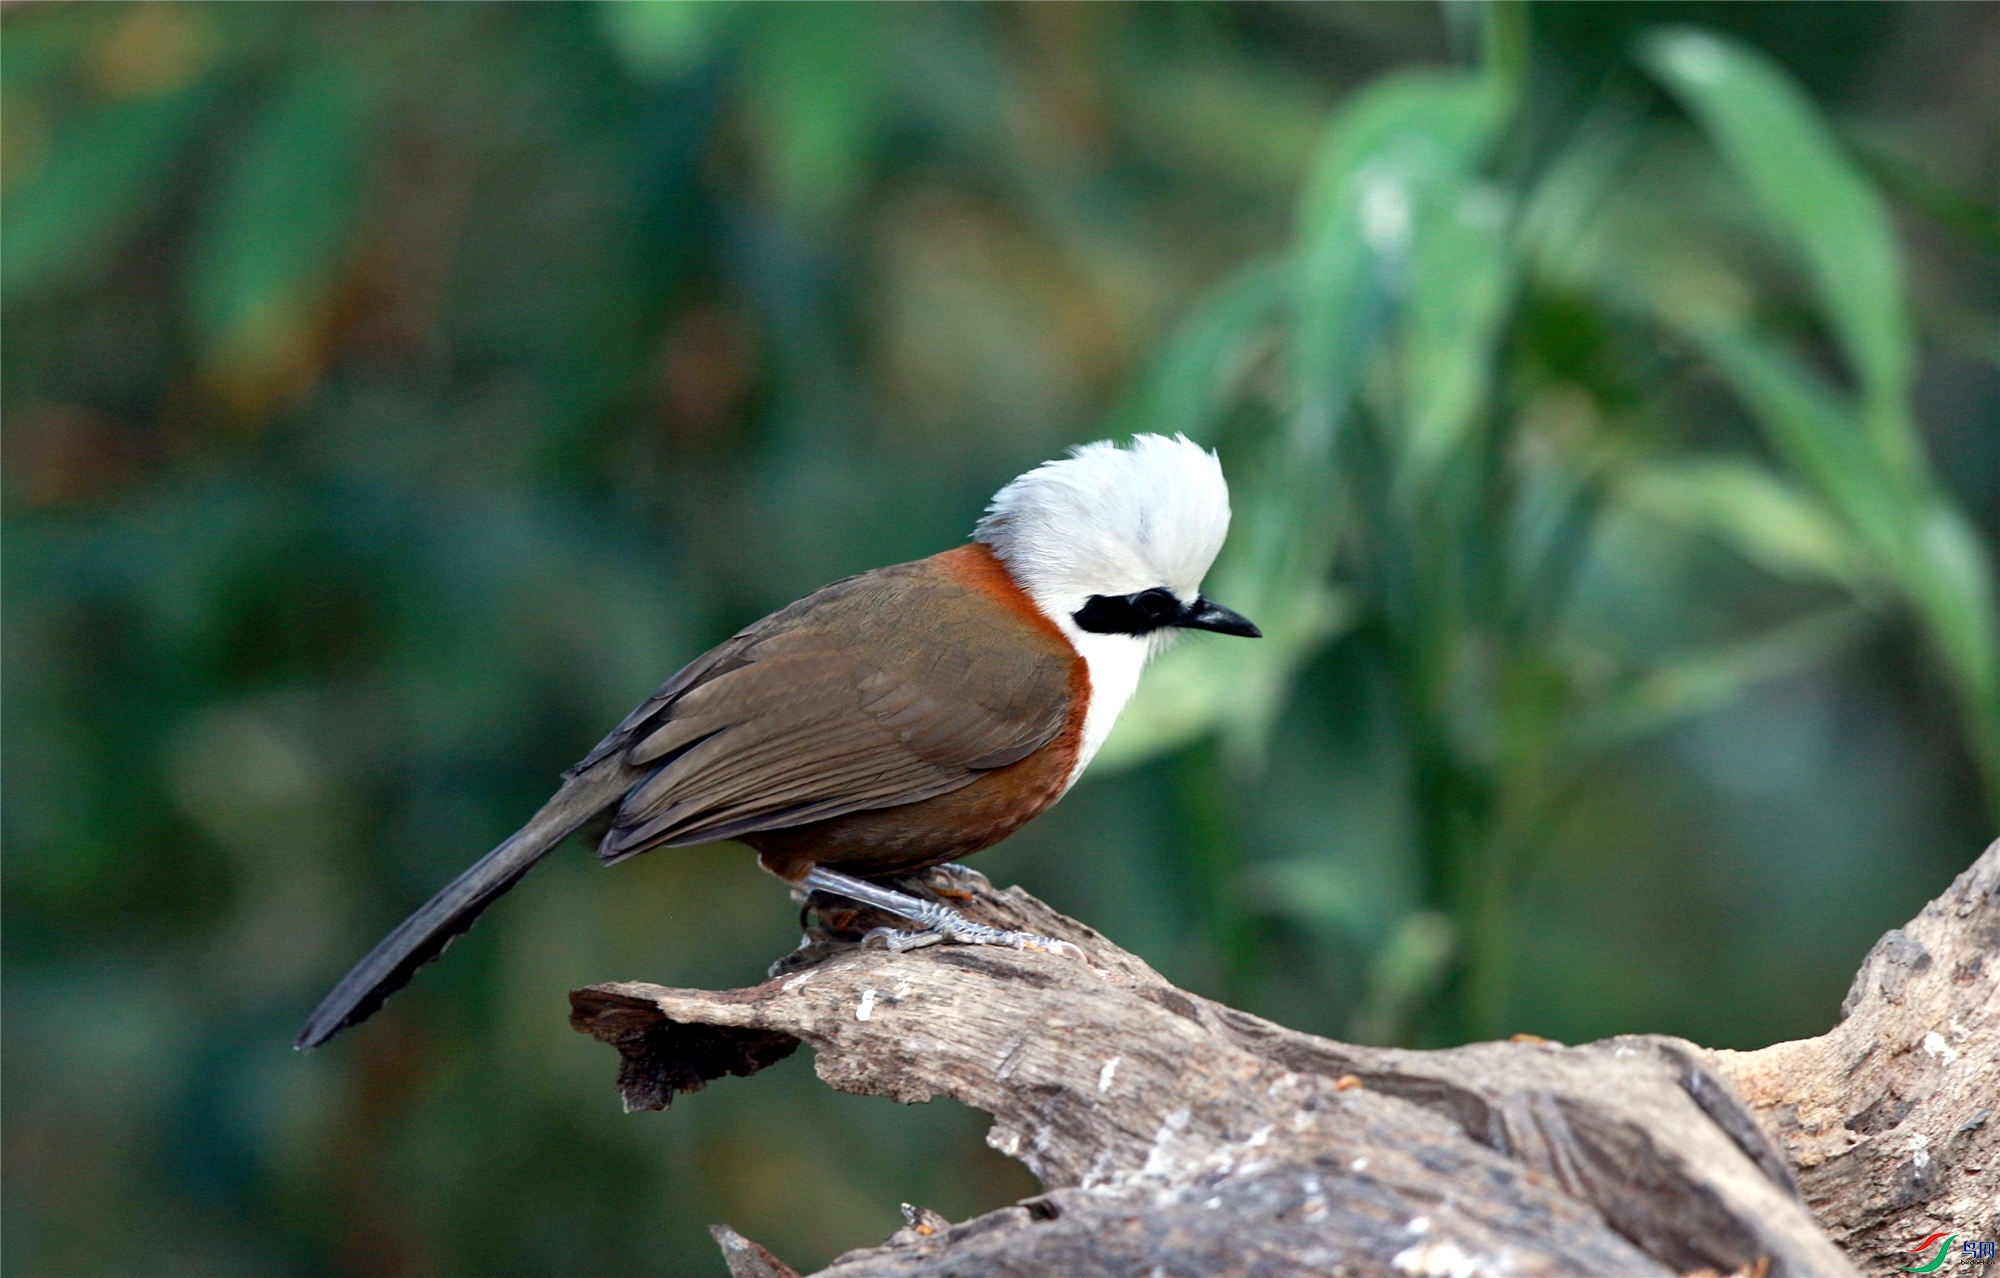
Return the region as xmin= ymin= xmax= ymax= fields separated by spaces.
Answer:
xmin=974 ymin=434 xmax=1261 ymax=653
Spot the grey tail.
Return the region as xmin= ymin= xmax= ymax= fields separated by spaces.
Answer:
xmin=295 ymin=763 xmax=632 ymax=1050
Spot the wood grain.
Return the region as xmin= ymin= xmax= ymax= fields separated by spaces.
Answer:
xmin=570 ymin=844 xmax=1998 ymax=1276
xmin=1710 ymin=839 xmax=1998 ymax=1275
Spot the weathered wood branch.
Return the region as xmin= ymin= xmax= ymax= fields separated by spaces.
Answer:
xmin=1709 ymin=840 xmax=1998 ymax=1274
xmin=571 ymin=841 xmax=1999 ymax=1277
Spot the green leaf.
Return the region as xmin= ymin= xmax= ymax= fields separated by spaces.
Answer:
xmin=3 ymin=83 xmax=217 ymax=306
xmin=743 ymin=5 xmax=886 ymax=217
xmin=1285 ymin=71 xmax=1507 ymax=586
xmin=1396 ymin=180 xmax=1512 ymax=499
xmin=1616 ymin=459 xmax=1863 ymax=589
xmin=1691 ymin=307 xmax=2000 ymax=815
xmin=1906 ymin=504 xmax=2000 ymax=772
xmin=1641 ymin=27 xmax=1920 ymax=491
xmin=1576 ymin=604 xmax=1875 ymax=749
xmin=595 ymin=0 xmax=738 ymax=83
xmin=1351 ymin=910 xmax=1454 ymax=1046
xmin=182 ymin=60 xmax=381 ymax=398
xmin=1512 ymin=101 xmax=1640 ymax=290
xmin=1846 ymin=131 xmax=2000 ymax=258
xmin=1694 ymin=329 xmax=1908 ymax=565
xmin=1644 ymin=23 xmax=2000 ymax=810
xmin=1248 ymin=856 xmax=1390 ymax=942
xmin=1106 ymin=260 xmax=1288 ymax=447
xmin=1292 ymin=70 xmax=1504 ymax=451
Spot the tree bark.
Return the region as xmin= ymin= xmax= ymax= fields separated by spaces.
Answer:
xmin=1707 ymin=841 xmax=1998 ymax=1275
xmin=571 ymin=840 xmax=1999 ymax=1278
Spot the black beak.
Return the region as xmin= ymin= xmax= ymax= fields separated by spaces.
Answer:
xmin=1178 ymin=597 xmax=1261 ymax=638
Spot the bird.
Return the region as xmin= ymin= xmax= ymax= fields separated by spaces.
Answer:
xmin=297 ymin=434 xmax=1260 ymax=1049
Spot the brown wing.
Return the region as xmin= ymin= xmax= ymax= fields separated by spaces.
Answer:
xmin=581 ymin=556 xmax=1074 ymax=864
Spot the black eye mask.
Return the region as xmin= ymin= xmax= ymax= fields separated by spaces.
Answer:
xmin=1072 ymin=589 xmax=1261 ymax=638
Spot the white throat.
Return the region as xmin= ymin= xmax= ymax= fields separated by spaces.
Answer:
xmin=1044 ymin=608 xmax=1160 ymax=790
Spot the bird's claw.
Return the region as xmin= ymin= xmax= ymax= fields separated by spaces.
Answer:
xmin=862 ymin=926 xmax=945 ymax=952
xmin=1013 ymin=934 xmax=1085 ymax=960
xmin=984 ymin=928 xmax=1080 ymax=960
xmin=861 ymin=922 xmax=1082 ymax=960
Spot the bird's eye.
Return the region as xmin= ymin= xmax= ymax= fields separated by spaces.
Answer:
xmin=1135 ymin=588 xmax=1177 ymax=622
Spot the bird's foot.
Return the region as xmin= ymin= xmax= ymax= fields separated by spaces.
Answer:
xmin=805 ymin=866 xmax=1084 ymax=960
xmin=862 ymin=912 xmax=1082 ymax=958
xmin=904 ymin=899 xmax=1084 ymax=957
xmin=862 ymin=927 xmax=944 ymax=953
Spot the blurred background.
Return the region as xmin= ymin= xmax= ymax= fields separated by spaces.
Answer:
xmin=4 ymin=2 xmax=1996 ymax=1274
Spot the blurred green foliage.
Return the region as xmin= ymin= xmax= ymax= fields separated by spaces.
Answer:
xmin=4 ymin=4 xmax=1996 ymax=1275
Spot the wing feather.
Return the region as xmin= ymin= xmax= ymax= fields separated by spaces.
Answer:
xmin=590 ymin=557 xmax=1073 ymax=863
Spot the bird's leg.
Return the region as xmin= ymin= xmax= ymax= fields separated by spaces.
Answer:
xmin=801 ymin=867 xmax=1082 ymax=958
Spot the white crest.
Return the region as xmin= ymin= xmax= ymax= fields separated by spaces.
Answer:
xmin=974 ymin=434 xmax=1235 ymax=787
xmin=975 ymin=433 xmax=1233 ymax=617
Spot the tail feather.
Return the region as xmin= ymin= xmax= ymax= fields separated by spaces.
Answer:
xmin=296 ymin=763 xmax=632 ymax=1050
